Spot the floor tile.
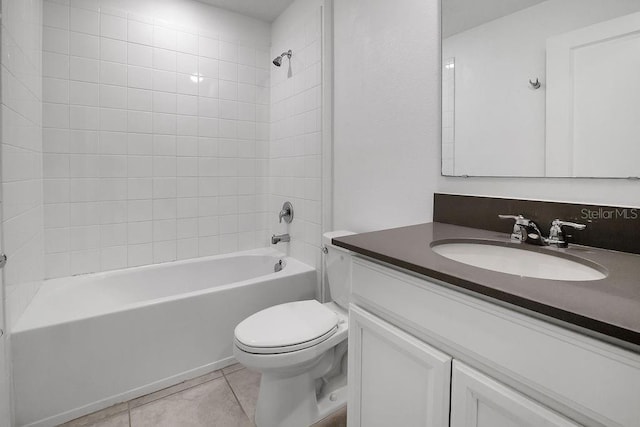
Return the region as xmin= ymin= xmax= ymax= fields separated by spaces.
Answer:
xmin=129 ymin=370 xmax=223 ymax=409
xmin=225 ymin=368 xmax=261 ymax=423
xmin=129 ymin=376 xmax=252 ymax=427
xmin=221 ymin=363 xmax=245 ymax=375
xmin=59 ymin=403 xmax=128 ymax=427
xmin=311 ymin=407 xmax=347 ymax=427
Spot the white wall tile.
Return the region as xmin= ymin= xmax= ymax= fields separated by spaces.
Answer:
xmin=100 ymin=85 xmax=127 ymax=109
xmin=177 ymin=74 xmax=199 ymax=96
xmin=128 ymin=20 xmax=153 ymax=46
xmin=128 ymin=243 xmax=152 ymax=267
xmin=70 ymin=81 xmax=99 ymax=106
xmin=44 ymin=103 xmax=70 ymax=128
xmin=101 ymin=38 xmax=127 ymax=64
xmin=219 ymin=42 xmax=238 ymax=63
xmin=198 ymin=36 xmax=219 ymax=59
xmin=128 ymin=88 xmax=153 ymax=111
xmin=128 ymin=66 xmax=153 ymax=90
xmin=100 ymin=108 xmax=127 ymax=132
xmin=199 ymin=57 xmax=219 ymax=78
xmin=44 ymin=0 xmax=70 ymax=30
xmin=177 ymin=31 xmax=198 ymax=55
xmin=44 ymin=52 xmax=70 ymax=79
xmin=70 ymin=7 xmax=99 ymax=35
xmin=127 ymin=111 xmax=153 ymax=134
xmin=101 ymin=246 xmax=128 ymax=271
xmin=176 ymin=53 xmax=198 ymax=75
xmin=70 ymin=57 xmax=99 ymax=83
xmin=128 ymin=43 xmax=153 ymax=68
xmin=153 ymin=25 xmax=177 ymax=50
xmin=41 ymin=0 xmax=272 ymax=278
xmin=43 ymin=78 xmax=70 ymax=104
xmin=100 ymin=61 xmax=127 ymax=86
xmin=219 ymin=62 xmax=238 ymax=82
xmin=70 ymin=32 xmax=100 ymax=59
xmin=44 ymin=27 xmax=70 ymax=54
xmin=153 ymin=48 xmax=177 ymax=72
xmin=101 ymin=14 xmax=127 ymax=40
xmin=177 ymin=95 xmax=198 ymax=116
xmin=152 ymin=70 xmax=177 ymax=93
xmin=70 ymin=105 xmax=99 ymax=130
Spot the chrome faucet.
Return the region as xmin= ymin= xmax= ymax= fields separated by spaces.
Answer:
xmin=498 ymin=215 xmax=586 ymax=248
xmin=547 ymin=219 xmax=587 ymax=248
xmin=279 ymin=201 xmax=294 ymax=224
xmin=271 ymin=233 xmax=290 ymax=244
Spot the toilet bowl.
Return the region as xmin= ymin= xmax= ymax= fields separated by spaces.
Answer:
xmin=233 ymin=231 xmax=354 ymax=427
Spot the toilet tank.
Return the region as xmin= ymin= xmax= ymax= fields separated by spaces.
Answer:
xmin=323 ymin=231 xmax=356 ymax=310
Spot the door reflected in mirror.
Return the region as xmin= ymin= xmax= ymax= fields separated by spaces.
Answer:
xmin=441 ymin=0 xmax=640 ymax=178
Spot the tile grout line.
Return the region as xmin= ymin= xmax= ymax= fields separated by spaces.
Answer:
xmin=222 ymin=370 xmax=254 ymax=425
xmin=127 ymin=372 xmax=225 ymax=411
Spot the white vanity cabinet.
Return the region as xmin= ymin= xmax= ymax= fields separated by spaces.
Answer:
xmin=348 ymin=257 xmax=640 ymax=427
xmin=450 ymin=361 xmax=579 ymax=427
xmin=347 ymin=305 xmax=452 ymax=427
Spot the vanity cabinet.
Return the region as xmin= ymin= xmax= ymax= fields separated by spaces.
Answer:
xmin=347 ymin=305 xmax=451 ymax=427
xmin=450 ymin=361 xmax=579 ymax=427
xmin=347 ymin=257 xmax=640 ymax=427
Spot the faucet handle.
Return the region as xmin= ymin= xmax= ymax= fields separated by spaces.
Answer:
xmin=551 ymin=219 xmax=586 ymax=230
xmin=278 ymin=201 xmax=294 ymax=224
xmin=498 ymin=214 xmax=531 ymax=242
xmin=498 ymin=214 xmax=530 ymax=225
xmin=548 ymin=219 xmax=586 ymax=247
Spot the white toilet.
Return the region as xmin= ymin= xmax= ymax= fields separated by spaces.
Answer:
xmin=233 ymin=231 xmax=354 ymax=427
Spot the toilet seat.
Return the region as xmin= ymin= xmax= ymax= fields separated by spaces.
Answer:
xmin=234 ymin=300 xmax=339 ymax=354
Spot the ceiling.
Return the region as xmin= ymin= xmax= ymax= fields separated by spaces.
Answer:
xmin=197 ymin=0 xmax=295 ymax=22
xmin=443 ymin=0 xmax=547 ymax=37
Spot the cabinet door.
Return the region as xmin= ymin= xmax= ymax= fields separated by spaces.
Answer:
xmin=451 ymin=361 xmax=580 ymax=427
xmin=348 ymin=305 xmax=452 ymax=427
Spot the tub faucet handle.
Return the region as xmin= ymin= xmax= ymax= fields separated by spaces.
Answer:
xmin=279 ymin=201 xmax=294 ymax=224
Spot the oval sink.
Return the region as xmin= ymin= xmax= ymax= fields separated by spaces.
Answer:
xmin=431 ymin=241 xmax=607 ymax=281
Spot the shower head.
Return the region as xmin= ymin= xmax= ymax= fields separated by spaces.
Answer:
xmin=273 ymin=50 xmax=292 ymax=67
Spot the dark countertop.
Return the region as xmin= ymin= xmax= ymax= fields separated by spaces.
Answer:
xmin=333 ymin=222 xmax=640 ymax=348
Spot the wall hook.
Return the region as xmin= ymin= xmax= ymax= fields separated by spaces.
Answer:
xmin=529 ymin=78 xmax=541 ymax=89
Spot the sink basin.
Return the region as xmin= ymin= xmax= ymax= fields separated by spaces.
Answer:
xmin=431 ymin=240 xmax=607 ymax=281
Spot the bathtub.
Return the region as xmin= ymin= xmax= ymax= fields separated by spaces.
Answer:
xmin=11 ymin=248 xmax=316 ymax=427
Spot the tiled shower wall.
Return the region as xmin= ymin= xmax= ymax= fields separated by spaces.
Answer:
xmin=2 ymin=0 xmax=44 ymax=328
xmin=41 ymin=0 xmax=271 ymax=278
xmin=270 ymin=1 xmax=323 ymax=272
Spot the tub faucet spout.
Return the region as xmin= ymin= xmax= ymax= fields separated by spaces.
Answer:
xmin=272 ymin=233 xmax=290 ymax=244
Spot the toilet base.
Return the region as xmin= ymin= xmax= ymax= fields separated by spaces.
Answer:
xmin=254 ymin=369 xmax=347 ymax=427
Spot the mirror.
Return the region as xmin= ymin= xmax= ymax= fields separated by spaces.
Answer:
xmin=441 ymin=0 xmax=640 ymax=178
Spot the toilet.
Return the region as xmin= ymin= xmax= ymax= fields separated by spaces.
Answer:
xmin=233 ymin=231 xmax=355 ymax=427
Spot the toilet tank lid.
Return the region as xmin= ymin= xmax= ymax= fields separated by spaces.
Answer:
xmin=323 ymin=230 xmax=356 ymax=247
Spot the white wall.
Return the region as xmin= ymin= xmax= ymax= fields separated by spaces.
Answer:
xmin=1 ymin=0 xmax=44 ymax=423
xmin=439 ymin=1 xmax=640 ymax=207
xmin=334 ymin=0 xmax=640 ymax=235
xmin=41 ymin=0 xmax=271 ymax=278
xmin=270 ymin=0 xmax=325 ymax=273
xmin=333 ymin=0 xmax=440 ymax=232
xmin=2 ymin=0 xmax=44 ymax=328
xmin=444 ymin=0 xmax=640 ymax=177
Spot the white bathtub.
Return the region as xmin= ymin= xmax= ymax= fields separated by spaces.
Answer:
xmin=11 ymin=248 xmax=316 ymax=427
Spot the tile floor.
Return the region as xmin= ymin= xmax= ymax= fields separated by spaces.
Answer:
xmin=59 ymin=364 xmax=347 ymax=427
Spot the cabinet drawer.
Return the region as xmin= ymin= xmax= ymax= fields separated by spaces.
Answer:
xmin=351 ymin=257 xmax=640 ymax=427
